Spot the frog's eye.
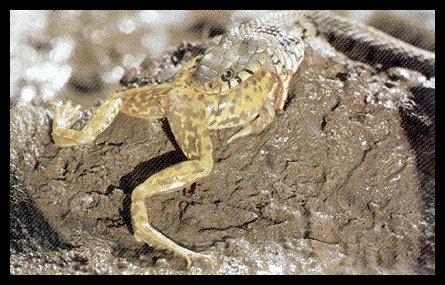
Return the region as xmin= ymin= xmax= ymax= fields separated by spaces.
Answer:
xmin=220 ymin=69 xmax=235 ymax=82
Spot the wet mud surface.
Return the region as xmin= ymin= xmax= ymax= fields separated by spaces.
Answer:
xmin=10 ymin=38 xmax=435 ymax=274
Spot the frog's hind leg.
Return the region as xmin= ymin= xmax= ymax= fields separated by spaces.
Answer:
xmin=130 ymin=100 xmax=215 ymax=268
xmin=131 ymin=158 xmax=213 ymax=268
xmin=52 ymin=96 xmax=124 ymax=147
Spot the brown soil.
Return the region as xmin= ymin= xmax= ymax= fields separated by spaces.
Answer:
xmin=10 ymin=37 xmax=435 ymax=274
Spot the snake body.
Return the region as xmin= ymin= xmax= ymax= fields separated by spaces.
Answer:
xmin=304 ymin=11 xmax=435 ymax=77
xmin=197 ymin=11 xmax=435 ymax=82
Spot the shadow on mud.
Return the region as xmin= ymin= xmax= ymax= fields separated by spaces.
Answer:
xmin=399 ymin=85 xmax=435 ymax=274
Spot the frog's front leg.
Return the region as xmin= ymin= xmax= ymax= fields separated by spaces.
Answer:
xmin=52 ymin=97 xmax=123 ymax=147
xmin=131 ymin=98 xmax=214 ymax=268
xmin=227 ymin=78 xmax=283 ymax=144
xmin=227 ymin=99 xmax=276 ymax=144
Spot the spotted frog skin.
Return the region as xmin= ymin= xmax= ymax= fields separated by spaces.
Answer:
xmin=51 ymin=11 xmax=435 ymax=268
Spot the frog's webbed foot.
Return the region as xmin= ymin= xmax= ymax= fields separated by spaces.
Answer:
xmin=182 ymin=250 xmax=216 ymax=269
xmin=135 ymin=223 xmax=215 ymax=269
xmin=52 ymin=100 xmax=84 ymax=129
xmin=181 ymin=250 xmax=216 ymax=269
xmin=51 ymin=97 xmax=123 ymax=148
xmin=52 ymin=100 xmax=92 ymax=147
xmin=166 ymin=244 xmax=215 ymax=269
xmin=227 ymin=98 xmax=276 ymax=144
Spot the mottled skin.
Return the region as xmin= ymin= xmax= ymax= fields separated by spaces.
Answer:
xmin=52 ymin=13 xmax=307 ymax=268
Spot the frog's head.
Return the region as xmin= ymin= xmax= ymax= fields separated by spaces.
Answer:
xmin=193 ymin=35 xmax=269 ymax=94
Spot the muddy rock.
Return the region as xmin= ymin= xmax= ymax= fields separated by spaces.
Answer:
xmin=10 ymin=37 xmax=434 ymax=274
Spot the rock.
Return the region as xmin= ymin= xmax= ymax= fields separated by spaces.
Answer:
xmin=10 ymin=37 xmax=434 ymax=274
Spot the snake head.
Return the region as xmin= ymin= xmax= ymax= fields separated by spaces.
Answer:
xmin=193 ymin=34 xmax=269 ymax=94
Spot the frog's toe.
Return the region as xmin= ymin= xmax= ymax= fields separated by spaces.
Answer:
xmin=227 ymin=130 xmax=245 ymax=144
xmin=183 ymin=251 xmax=216 ymax=270
xmin=54 ymin=100 xmax=83 ymax=128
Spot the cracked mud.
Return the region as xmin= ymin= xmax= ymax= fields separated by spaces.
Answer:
xmin=10 ymin=38 xmax=435 ymax=274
